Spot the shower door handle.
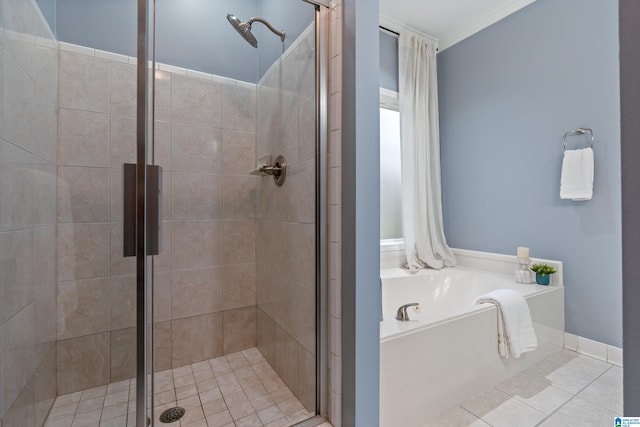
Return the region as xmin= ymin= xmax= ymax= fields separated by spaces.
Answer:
xmin=123 ymin=164 xmax=163 ymax=257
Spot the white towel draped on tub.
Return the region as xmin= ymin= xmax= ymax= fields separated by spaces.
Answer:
xmin=473 ymin=289 xmax=538 ymax=358
xmin=560 ymin=147 xmax=594 ymax=201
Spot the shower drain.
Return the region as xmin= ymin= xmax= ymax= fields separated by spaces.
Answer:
xmin=159 ymin=407 xmax=185 ymax=423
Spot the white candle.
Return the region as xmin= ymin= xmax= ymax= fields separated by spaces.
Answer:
xmin=517 ymin=247 xmax=529 ymax=259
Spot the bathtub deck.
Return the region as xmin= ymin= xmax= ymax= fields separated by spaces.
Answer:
xmin=423 ymin=348 xmax=621 ymax=427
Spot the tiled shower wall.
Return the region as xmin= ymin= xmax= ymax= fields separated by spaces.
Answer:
xmin=255 ymin=26 xmax=317 ymax=412
xmin=328 ymin=1 xmax=343 ymax=425
xmin=55 ymin=43 xmax=258 ymax=394
xmin=0 ymin=0 xmax=59 ymax=426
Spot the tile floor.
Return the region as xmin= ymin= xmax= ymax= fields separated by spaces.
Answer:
xmin=425 ymin=349 xmax=622 ymax=427
xmin=44 ymin=348 xmax=320 ymax=427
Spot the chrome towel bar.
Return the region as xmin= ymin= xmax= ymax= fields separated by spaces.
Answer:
xmin=563 ymin=128 xmax=594 ymax=151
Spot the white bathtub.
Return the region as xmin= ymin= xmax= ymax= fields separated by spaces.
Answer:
xmin=379 ymin=261 xmax=564 ymax=427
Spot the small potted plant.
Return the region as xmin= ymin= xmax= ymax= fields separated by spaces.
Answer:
xmin=530 ymin=263 xmax=557 ymax=285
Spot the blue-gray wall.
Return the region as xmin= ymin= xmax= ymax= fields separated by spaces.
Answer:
xmin=379 ymin=30 xmax=398 ymax=91
xmin=35 ymin=0 xmax=56 ymax=34
xmin=342 ymin=0 xmax=381 ymax=425
xmin=257 ymin=0 xmax=315 ymax=78
xmin=37 ymin=0 xmax=313 ymax=83
xmin=438 ymin=0 xmax=621 ymax=346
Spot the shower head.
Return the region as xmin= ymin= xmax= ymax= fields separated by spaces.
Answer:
xmin=227 ymin=13 xmax=286 ymax=49
xmin=227 ymin=14 xmax=258 ymax=48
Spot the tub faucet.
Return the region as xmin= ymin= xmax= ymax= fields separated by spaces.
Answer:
xmin=396 ymin=303 xmax=420 ymax=321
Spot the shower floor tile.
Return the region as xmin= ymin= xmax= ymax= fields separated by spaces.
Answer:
xmin=44 ymin=348 xmax=316 ymax=427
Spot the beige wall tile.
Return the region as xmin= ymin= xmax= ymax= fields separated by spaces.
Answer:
xmin=222 ymin=307 xmax=256 ymax=354
xmin=285 ymin=160 xmax=315 ymax=224
xmin=296 ymin=344 xmax=315 ymax=412
xmin=171 ymin=313 xmax=222 ymax=368
xmin=289 ymin=282 xmax=315 ymax=355
xmin=171 ymin=221 xmax=222 ymax=270
xmin=222 ymin=220 xmax=255 ymax=264
xmin=171 ymin=75 xmax=222 ymax=127
xmin=256 ymin=308 xmax=276 ymax=368
xmin=2 ymin=51 xmax=35 ymax=151
xmin=1 ymin=143 xmax=35 ymax=231
xmin=58 ymin=108 xmax=110 ymax=167
xmin=32 ymin=104 xmax=58 ymax=163
xmin=154 ymin=71 xmax=171 ymax=122
xmin=57 ymin=223 xmax=110 ymax=281
xmin=171 ymin=123 xmax=222 ymax=173
xmin=33 ymin=346 xmax=57 ymax=427
xmin=297 ymin=33 xmax=315 ymax=103
xmin=222 ymin=262 xmax=256 ymax=310
xmin=34 ymin=282 xmax=56 ymax=363
xmin=0 ymin=229 xmax=33 ymax=325
xmin=110 ymin=115 xmax=136 ymax=166
xmin=57 ymin=166 xmax=110 ymax=223
xmin=298 ymin=97 xmax=315 ymax=162
xmin=32 ymin=225 xmax=55 ymax=288
xmin=31 ymin=161 xmax=57 ymax=227
xmin=57 ymin=333 xmax=110 ymax=395
xmin=153 ymin=320 xmax=172 ymax=372
xmin=171 ymin=172 xmax=222 ymax=220
xmin=171 ymin=266 xmax=223 ymax=319
xmin=35 ymin=44 xmax=59 ymax=108
xmin=222 ymin=175 xmax=256 ymax=220
xmin=153 ymin=222 xmax=172 ymax=272
xmin=222 ymin=83 xmax=256 ymax=133
xmin=222 ymin=130 xmax=256 ymax=176
xmin=110 ymin=276 xmax=135 ymax=331
xmin=275 ymin=325 xmax=296 ymax=392
xmin=110 ymin=61 xmax=136 ymax=117
xmin=110 ymin=168 xmax=123 ymax=222
xmin=255 ymin=264 xmax=277 ymax=317
xmin=282 ymin=106 xmax=300 ymax=165
xmin=110 ymin=327 xmax=135 ymax=382
xmin=154 ymin=120 xmax=172 ymax=171
xmin=284 ymin=222 xmax=315 ymax=289
xmin=0 ymin=303 xmax=36 ymax=417
xmin=110 ymin=222 xmax=135 ymax=277
xmin=59 ymin=51 xmax=109 ymax=112
xmin=57 ymin=278 xmax=110 ymax=339
xmin=1 ymin=379 xmax=34 ymax=427
xmin=1 ymin=6 xmax=58 ymax=424
xmin=153 ymin=271 xmax=172 ymax=323
xmin=279 ymin=53 xmax=300 ymax=115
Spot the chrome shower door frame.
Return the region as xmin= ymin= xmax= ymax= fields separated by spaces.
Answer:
xmin=135 ymin=0 xmax=153 ymax=425
xmin=134 ymin=1 xmax=330 ymax=425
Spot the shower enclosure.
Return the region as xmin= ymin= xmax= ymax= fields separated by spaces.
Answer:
xmin=0 ymin=0 xmax=328 ymax=425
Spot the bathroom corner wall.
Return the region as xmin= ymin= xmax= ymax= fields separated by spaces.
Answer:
xmin=438 ymin=0 xmax=622 ymax=347
xmin=327 ymin=1 xmax=343 ymax=425
xmin=55 ymin=44 xmax=258 ymax=394
xmin=0 ymin=0 xmax=59 ymax=426
xmin=255 ymin=25 xmax=317 ymax=412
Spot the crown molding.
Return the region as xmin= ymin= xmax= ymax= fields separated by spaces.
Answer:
xmin=439 ymin=0 xmax=536 ymax=51
xmin=380 ymin=15 xmax=439 ymax=45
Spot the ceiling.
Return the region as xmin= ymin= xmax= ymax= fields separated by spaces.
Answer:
xmin=379 ymin=0 xmax=536 ymax=50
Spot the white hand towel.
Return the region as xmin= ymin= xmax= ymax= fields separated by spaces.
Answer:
xmin=560 ymin=147 xmax=594 ymax=201
xmin=473 ymin=289 xmax=538 ymax=358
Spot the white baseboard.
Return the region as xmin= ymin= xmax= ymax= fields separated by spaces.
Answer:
xmin=564 ymin=332 xmax=622 ymax=367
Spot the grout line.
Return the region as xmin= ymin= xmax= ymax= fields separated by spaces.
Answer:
xmin=533 ymin=363 xmax=615 ymax=426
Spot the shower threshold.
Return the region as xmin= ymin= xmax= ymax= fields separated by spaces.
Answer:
xmin=44 ymin=348 xmax=313 ymax=426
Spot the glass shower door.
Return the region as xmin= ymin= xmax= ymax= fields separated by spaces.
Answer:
xmin=143 ymin=0 xmax=326 ymax=425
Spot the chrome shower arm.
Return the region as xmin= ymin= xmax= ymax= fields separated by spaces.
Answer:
xmin=247 ymin=17 xmax=286 ymax=42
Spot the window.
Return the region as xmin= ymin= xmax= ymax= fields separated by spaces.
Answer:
xmin=380 ymin=100 xmax=403 ymax=243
